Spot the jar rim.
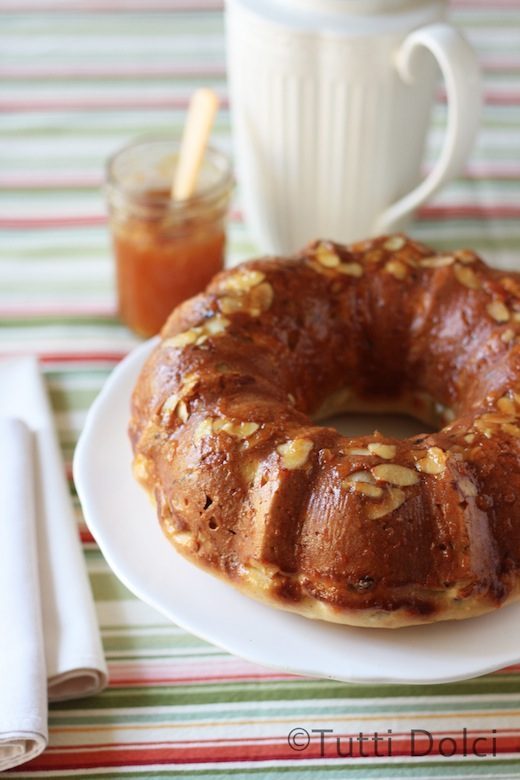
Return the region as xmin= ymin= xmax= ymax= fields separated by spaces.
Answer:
xmin=105 ymin=135 xmax=234 ymax=209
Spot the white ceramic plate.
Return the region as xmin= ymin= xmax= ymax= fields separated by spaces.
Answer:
xmin=74 ymin=338 xmax=520 ymax=685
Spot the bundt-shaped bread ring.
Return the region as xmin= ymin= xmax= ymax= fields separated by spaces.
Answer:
xmin=130 ymin=234 xmax=520 ymax=628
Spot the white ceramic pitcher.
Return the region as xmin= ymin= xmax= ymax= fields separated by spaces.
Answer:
xmin=225 ymin=0 xmax=481 ymax=254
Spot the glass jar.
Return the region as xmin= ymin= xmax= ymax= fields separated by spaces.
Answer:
xmin=105 ymin=137 xmax=234 ymax=338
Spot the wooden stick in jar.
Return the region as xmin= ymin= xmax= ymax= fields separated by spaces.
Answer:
xmin=171 ymin=88 xmax=219 ymax=201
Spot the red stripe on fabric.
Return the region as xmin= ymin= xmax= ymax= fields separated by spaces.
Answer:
xmin=107 ymin=673 xmax=296 ymax=686
xmin=0 ymin=352 xmax=128 ymax=364
xmin=0 ymin=215 xmax=107 ymax=228
xmin=437 ymin=86 xmax=520 ymax=105
xmin=452 ymin=0 xmax=520 ymax=6
xmin=4 ymin=167 xmax=520 ymax=192
xmin=3 ymin=92 xmax=520 ymax=114
xmin=465 ymin=167 xmax=520 ymax=180
xmin=41 ymin=353 xmax=128 ymax=363
xmin=0 ymin=211 xmax=242 ymax=228
xmin=43 ymin=727 xmax=514 ymax=750
xmin=0 ymin=65 xmax=226 ymax=79
xmin=3 ymin=204 xmax=520 ymax=230
xmin=0 ymin=175 xmax=104 ymax=189
xmin=24 ymin=733 xmax=517 ymax=769
xmin=103 ymin=659 xmax=520 ymax=685
xmin=0 ymin=1 xmax=224 ymax=11
xmin=419 ymin=204 xmax=520 ymax=219
xmin=0 ymin=61 xmax=517 ymax=81
xmin=0 ymin=305 xmax=117 ymax=317
xmin=0 ymin=96 xmax=229 ymax=112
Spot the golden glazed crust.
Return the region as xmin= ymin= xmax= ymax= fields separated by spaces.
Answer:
xmin=129 ymin=234 xmax=520 ymax=628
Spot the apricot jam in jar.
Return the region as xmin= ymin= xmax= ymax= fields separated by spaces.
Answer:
xmin=105 ymin=138 xmax=233 ymax=337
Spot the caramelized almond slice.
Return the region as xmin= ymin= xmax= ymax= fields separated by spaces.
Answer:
xmin=367 ymin=442 xmax=396 ymax=460
xmin=371 ymin=463 xmax=419 ymax=486
xmin=367 ymin=487 xmax=406 ymax=519
xmin=453 ymin=264 xmax=479 ymax=290
xmin=277 ymin=438 xmax=313 ymax=469
xmin=415 ymin=447 xmax=447 ymax=475
xmin=487 ymin=300 xmax=510 ymax=323
xmin=384 ymin=235 xmax=405 ymax=251
xmin=336 ymin=262 xmax=363 ymax=277
xmin=314 ymin=243 xmax=340 ymax=268
xmin=420 ymin=255 xmax=454 ymax=268
xmin=385 ymin=260 xmax=407 ymax=280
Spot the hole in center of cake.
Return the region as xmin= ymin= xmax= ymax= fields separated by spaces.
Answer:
xmin=319 ymin=411 xmax=435 ymax=441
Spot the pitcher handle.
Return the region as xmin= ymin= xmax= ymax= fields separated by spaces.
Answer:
xmin=374 ymin=23 xmax=481 ymax=234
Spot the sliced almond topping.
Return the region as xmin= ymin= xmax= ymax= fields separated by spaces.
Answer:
xmin=277 ymin=438 xmax=313 ymax=469
xmin=221 ymin=268 xmax=265 ymax=294
xmin=501 ymin=277 xmax=520 ymax=297
xmin=249 ymin=281 xmax=274 ymax=315
xmin=314 ymin=244 xmax=340 ymax=268
xmin=384 ymin=235 xmax=405 ymax=251
xmin=163 ymin=329 xmax=199 ymax=348
xmin=371 ymin=463 xmax=419 ymax=486
xmin=385 ymin=259 xmax=407 ymax=280
xmin=204 ymin=315 xmax=231 ymax=335
xmin=420 ymin=255 xmax=454 ymax=269
xmin=464 ymin=433 xmax=476 ymax=444
xmin=170 ymin=530 xmax=193 ymax=547
xmin=217 ymin=267 xmax=272 ymax=317
xmin=342 ymin=472 xmax=382 ymax=498
xmin=160 ymin=375 xmax=198 ymax=423
xmin=160 ymin=394 xmax=180 ymax=420
xmin=133 ymin=453 xmax=149 ymax=481
xmin=348 ymin=447 xmax=371 ymax=456
xmin=481 ymin=411 xmax=512 ymax=425
xmin=458 ymin=477 xmax=477 ymax=498
xmin=287 ymin=393 xmax=296 ymax=405
xmin=214 ymin=418 xmax=259 ymax=439
xmin=337 ymin=262 xmax=363 ymax=277
xmin=487 ymin=300 xmax=510 ymax=323
xmin=176 ymin=400 xmax=189 ymax=423
xmin=368 ymin=442 xmax=396 ymax=459
xmin=219 ymin=281 xmax=273 ymax=317
xmin=367 ymin=487 xmax=406 ymax=520
xmin=352 ymin=482 xmax=384 ymax=498
xmin=501 ymin=329 xmax=515 ymax=344
xmin=455 ymin=249 xmax=477 ymax=264
xmin=454 ymin=264 xmax=479 ymax=290
xmin=502 ymin=422 xmax=520 ymax=438
xmin=194 ymin=418 xmax=213 ymax=443
xmin=218 ymin=296 xmax=243 ymax=315
xmin=415 ymin=446 xmax=447 ymax=475
xmin=163 ymin=316 xmax=230 ymax=348
xmin=343 ymin=470 xmax=376 ymax=484
xmin=241 ymin=458 xmax=261 ymax=484
xmin=497 ymin=394 xmax=516 ymax=415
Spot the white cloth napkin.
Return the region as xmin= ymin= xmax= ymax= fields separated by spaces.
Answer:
xmin=0 ymin=418 xmax=47 ymax=771
xmin=0 ymin=356 xmax=108 ymax=771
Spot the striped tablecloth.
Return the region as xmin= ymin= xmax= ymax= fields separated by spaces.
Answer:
xmin=2 ymin=0 xmax=520 ymax=776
